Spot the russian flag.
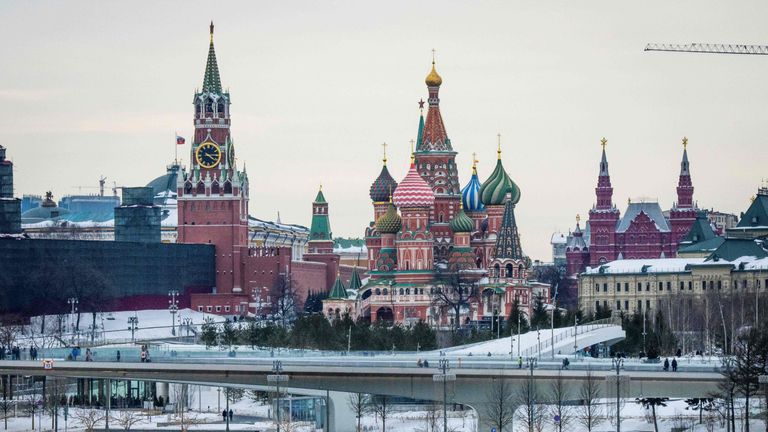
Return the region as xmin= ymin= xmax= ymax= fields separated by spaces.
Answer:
xmin=176 ymin=135 xmax=185 ymax=145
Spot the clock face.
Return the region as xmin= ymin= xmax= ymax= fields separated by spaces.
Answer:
xmin=195 ymin=142 xmax=222 ymax=169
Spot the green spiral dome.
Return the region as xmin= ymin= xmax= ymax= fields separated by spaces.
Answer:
xmin=375 ymin=202 xmax=402 ymax=234
xmin=449 ymin=207 xmax=475 ymax=233
xmin=479 ymin=158 xmax=521 ymax=206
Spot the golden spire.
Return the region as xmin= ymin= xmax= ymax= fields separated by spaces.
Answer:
xmin=497 ymin=133 xmax=502 ymax=160
xmin=410 ymin=139 xmax=415 ymax=163
xmin=388 ymin=185 xmax=393 ymax=202
xmin=382 ymin=142 xmax=388 ymax=166
xmin=319 ymin=183 xmax=323 ymax=191
xmin=472 ymin=152 xmax=478 ymax=175
xmin=600 ymin=137 xmax=607 ymax=150
xmin=210 ymin=21 xmax=214 ymax=43
xmin=682 ymin=136 xmax=688 ymax=149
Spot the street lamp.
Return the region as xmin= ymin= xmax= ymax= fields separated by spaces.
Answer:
xmin=127 ymin=316 xmax=139 ymax=342
xmin=268 ymin=360 xmax=289 ymax=432
xmin=67 ymin=297 xmax=78 ymax=343
xmin=573 ymin=316 xmax=579 ymax=360
xmin=182 ymin=317 xmax=193 ymax=337
xmin=606 ymin=357 xmax=629 ymax=432
xmin=168 ymin=290 xmax=179 ymax=336
xmin=432 ymin=359 xmax=456 ymax=432
xmin=536 ymin=326 xmax=541 ymax=359
xmin=642 ymin=312 xmax=647 ymax=357
xmin=517 ymin=312 xmax=522 ymax=357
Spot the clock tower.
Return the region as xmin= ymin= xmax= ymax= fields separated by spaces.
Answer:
xmin=177 ymin=23 xmax=249 ymax=296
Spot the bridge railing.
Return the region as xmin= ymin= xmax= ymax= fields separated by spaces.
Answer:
xmin=519 ymin=317 xmax=621 ymax=358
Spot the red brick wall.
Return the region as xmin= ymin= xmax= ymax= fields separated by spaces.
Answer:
xmin=292 ymin=260 xmax=330 ymax=302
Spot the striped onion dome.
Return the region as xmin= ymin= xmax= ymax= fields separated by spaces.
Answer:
xmin=479 ymin=158 xmax=520 ymax=206
xmin=369 ymin=164 xmax=398 ymax=203
xmin=375 ymin=201 xmax=402 ymax=234
xmin=449 ymin=206 xmax=474 ymax=233
xmin=392 ymin=162 xmax=435 ymax=208
xmin=461 ymin=168 xmax=484 ymax=211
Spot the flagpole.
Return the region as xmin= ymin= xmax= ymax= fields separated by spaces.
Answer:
xmin=174 ymin=131 xmax=178 ymax=165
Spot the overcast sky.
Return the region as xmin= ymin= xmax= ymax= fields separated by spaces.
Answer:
xmin=2 ymin=1 xmax=767 ymax=260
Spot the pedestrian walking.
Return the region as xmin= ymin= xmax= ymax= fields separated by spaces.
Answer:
xmin=116 ymin=350 xmax=121 ymax=362
xmin=518 ymin=356 xmax=523 ymax=369
xmin=672 ymin=358 xmax=678 ymax=372
xmin=663 ymin=358 xmax=670 ymax=371
xmin=228 ymin=409 xmax=233 ymax=421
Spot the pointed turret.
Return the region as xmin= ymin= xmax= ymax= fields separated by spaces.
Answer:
xmin=595 ymin=137 xmax=614 ymax=209
xmin=308 ymin=185 xmax=334 ymax=253
xmin=419 ymin=58 xmax=451 ymax=152
xmin=328 ymin=273 xmax=347 ymax=300
xmin=348 ymin=268 xmax=363 ymax=291
xmin=493 ymin=195 xmax=524 ymax=260
xmin=202 ymin=21 xmax=223 ymax=94
xmin=676 ymin=137 xmax=694 ymax=208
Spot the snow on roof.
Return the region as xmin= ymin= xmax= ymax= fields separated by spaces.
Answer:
xmin=584 ymin=258 xmax=704 ymax=275
xmin=550 ymin=231 xmax=567 ymax=244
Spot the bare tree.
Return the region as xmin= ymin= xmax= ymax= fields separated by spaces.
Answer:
xmin=515 ymin=374 xmax=545 ymax=432
xmin=45 ymin=377 xmax=68 ymax=431
xmin=432 ymin=271 xmax=479 ymax=330
xmin=577 ymin=367 xmax=602 ymax=432
xmin=483 ymin=376 xmax=515 ymax=432
xmin=421 ymin=403 xmax=441 ymax=432
xmin=72 ymin=408 xmax=106 ymax=432
xmin=111 ymin=410 xmax=144 ymax=430
xmin=367 ymin=394 xmax=392 ymax=432
xmin=0 ymin=396 xmax=11 ymax=430
xmin=347 ymin=392 xmax=369 ymax=432
xmin=272 ymin=274 xmax=297 ymax=328
xmin=171 ymin=385 xmax=202 ymax=432
xmin=23 ymin=388 xmax=41 ymax=431
xmin=549 ymin=370 xmax=572 ymax=432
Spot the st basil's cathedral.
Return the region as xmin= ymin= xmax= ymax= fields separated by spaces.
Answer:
xmin=323 ymin=60 xmax=550 ymax=327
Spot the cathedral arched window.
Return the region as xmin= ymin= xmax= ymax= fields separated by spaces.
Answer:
xmin=494 ymin=264 xmax=500 ymax=278
xmin=196 ymin=181 xmax=205 ymax=195
xmin=223 ymin=181 xmax=232 ymax=194
xmin=205 ymin=100 xmax=213 ymax=115
xmin=184 ymin=181 xmax=193 ymax=195
xmin=505 ymin=264 xmax=513 ymax=278
xmin=211 ymin=181 xmax=220 ymax=195
xmin=399 ymin=288 xmax=404 ymax=295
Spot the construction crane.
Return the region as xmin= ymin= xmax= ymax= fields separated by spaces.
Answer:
xmin=645 ymin=43 xmax=768 ymax=55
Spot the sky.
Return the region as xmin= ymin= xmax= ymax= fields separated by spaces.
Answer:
xmin=1 ymin=1 xmax=767 ymax=261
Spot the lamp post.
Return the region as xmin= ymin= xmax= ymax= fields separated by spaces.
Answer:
xmin=268 ymin=360 xmax=289 ymax=432
xmin=525 ymin=357 xmax=538 ymax=432
xmin=432 ymin=359 xmax=456 ymax=432
xmin=67 ymin=298 xmax=78 ymax=343
xmin=127 ymin=316 xmax=138 ymax=342
xmin=642 ymin=312 xmax=647 ymax=357
xmin=551 ymin=291 xmax=557 ymax=359
xmin=168 ymin=290 xmax=179 ymax=336
xmin=517 ymin=312 xmax=522 ymax=357
xmin=536 ymin=326 xmax=541 ymax=359
xmin=606 ymin=358 xmax=628 ymax=432
xmin=182 ymin=317 xmax=193 ymax=337
xmin=573 ymin=316 xmax=579 ymax=359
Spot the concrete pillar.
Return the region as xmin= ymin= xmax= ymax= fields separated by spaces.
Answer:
xmin=156 ymin=382 xmax=169 ymax=405
xmin=326 ymin=391 xmax=356 ymax=432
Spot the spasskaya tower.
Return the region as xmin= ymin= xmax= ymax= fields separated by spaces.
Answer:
xmin=177 ymin=22 xmax=250 ymax=295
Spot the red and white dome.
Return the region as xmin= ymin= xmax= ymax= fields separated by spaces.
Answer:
xmin=392 ymin=163 xmax=435 ymax=208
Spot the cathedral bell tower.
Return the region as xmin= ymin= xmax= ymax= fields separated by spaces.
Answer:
xmin=177 ymin=23 xmax=250 ymax=295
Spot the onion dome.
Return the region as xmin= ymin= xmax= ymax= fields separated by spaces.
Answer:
xmin=369 ymin=165 xmax=398 ymax=203
xmin=425 ymin=61 xmax=442 ymax=87
xmin=392 ymin=162 xmax=435 ymax=208
xmin=375 ymin=201 xmax=402 ymax=234
xmin=479 ymin=151 xmax=520 ymax=206
xmin=461 ymin=161 xmax=484 ymax=211
xmin=450 ymin=206 xmax=474 ymax=233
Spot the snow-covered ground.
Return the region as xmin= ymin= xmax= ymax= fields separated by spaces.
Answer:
xmin=23 ymin=308 xmax=226 ymax=347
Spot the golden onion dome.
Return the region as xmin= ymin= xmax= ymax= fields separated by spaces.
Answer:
xmin=425 ymin=62 xmax=442 ymax=87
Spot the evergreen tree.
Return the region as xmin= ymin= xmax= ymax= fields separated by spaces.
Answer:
xmin=505 ymin=297 xmax=529 ymax=335
xmin=200 ymin=318 xmax=218 ymax=348
xmin=530 ymin=294 xmax=549 ymax=328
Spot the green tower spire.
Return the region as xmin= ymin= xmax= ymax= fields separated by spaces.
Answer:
xmin=202 ymin=21 xmax=223 ymax=94
xmin=328 ymin=273 xmax=348 ymax=299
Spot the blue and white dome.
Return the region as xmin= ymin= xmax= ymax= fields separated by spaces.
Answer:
xmin=461 ymin=167 xmax=484 ymax=212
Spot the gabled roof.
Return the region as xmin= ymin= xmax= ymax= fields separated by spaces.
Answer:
xmin=706 ymin=238 xmax=768 ymax=262
xmin=617 ymin=202 xmax=670 ymax=233
xmin=736 ymin=193 xmax=768 ymax=229
xmin=678 ymin=236 xmax=725 ymax=254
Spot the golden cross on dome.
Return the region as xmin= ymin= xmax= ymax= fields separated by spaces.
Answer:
xmin=682 ymin=136 xmax=688 ymax=149
xmin=432 ymin=48 xmax=436 ymax=64
xmin=472 ymin=152 xmax=478 ymax=168
xmin=576 ymin=214 xmax=580 ymax=223
xmin=600 ymin=137 xmax=607 ymax=149
xmin=409 ymin=139 xmax=415 ymax=162
xmin=497 ymin=133 xmax=502 ymax=159
xmin=381 ymin=142 xmax=388 ymax=165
